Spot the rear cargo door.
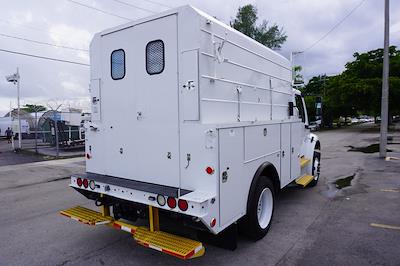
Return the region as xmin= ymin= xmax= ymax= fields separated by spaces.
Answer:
xmin=100 ymin=15 xmax=180 ymax=187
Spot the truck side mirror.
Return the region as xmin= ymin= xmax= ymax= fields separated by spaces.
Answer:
xmin=288 ymin=102 xmax=294 ymax=116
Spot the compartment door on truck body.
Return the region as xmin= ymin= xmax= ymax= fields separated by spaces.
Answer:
xmin=100 ymin=14 xmax=180 ymax=187
xmin=218 ymin=127 xmax=244 ymax=228
xmin=90 ymin=79 xmax=101 ymax=122
xmin=181 ymin=49 xmax=199 ymax=121
xmin=280 ymin=123 xmax=291 ymax=187
xmin=290 ymin=122 xmax=303 ymax=179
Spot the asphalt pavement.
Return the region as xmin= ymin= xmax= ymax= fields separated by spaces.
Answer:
xmin=0 ymin=123 xmax=399 ymax=266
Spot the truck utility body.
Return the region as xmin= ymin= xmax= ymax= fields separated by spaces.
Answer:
xmin=61 ymin=5 xmax=320 ymax=259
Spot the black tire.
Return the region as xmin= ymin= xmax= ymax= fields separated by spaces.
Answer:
xmin=309 ymin=148 xmax=321 ymax=187
xmin=239 ymin=177 xmax=275 ymax=241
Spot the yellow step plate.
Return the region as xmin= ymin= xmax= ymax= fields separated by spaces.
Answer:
xmin=60 ymin=206 xmax=205 ymax=259
xmin=60 ymin=206 xmax=113 ymax=225
xmin=300 ymin=157 xmax=311 ymax=168
xmin=134 ymin=227 xmax=204 ymax=259
xmin=295 ymin=174 xmax=314 ymax=187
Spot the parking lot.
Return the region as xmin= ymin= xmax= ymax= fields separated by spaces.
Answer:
xmin=0 ymin=123 xmax=399 ymax=266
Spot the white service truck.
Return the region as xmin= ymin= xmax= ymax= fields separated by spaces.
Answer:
xmin=61 ymin=5 xmax=321 ymax=259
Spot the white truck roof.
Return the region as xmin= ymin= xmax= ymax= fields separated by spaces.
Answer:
xmin=90 ymin=5 xmax=293 ymax=125
xmin=95 ymin=5 xmax=290 ymax=70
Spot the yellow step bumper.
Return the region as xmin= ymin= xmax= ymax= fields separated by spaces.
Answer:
xmin=60 ymin=206 xmax=113 ymax=225
xmin=60 ymin=206 xmax=204 ymax=259
xmin=134 ymin=227 xmax=204 ymax=259
xmin=300 ymin=157 xmax=311 ymax=168
xmin=295 ymin=174 xmax=314 ymax=187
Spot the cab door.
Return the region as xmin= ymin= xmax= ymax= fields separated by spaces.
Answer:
xmin=291 ymin=94 xmax=307 ymax=179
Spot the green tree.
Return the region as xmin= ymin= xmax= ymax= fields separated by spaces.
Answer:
xmin=293 ymin=65 xmax=304 ymax=85
xmin=22 ymin=104 xmax=46 ymax=113
xmin=303 ymin=46 xmax=400 ymax=126
xmin=230 ymin=4 xmax=287 ymax=49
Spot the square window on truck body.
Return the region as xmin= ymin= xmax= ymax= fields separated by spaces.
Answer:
xmin=146 ymin=40 xmax=164 ymax=75
xmin=111 ymin=49 xmax=125 ymax=80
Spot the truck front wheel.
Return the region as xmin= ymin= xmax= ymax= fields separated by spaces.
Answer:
xmin=309 ymin=147 xmax=321 ymax=187
xmin=240 ymin=177 xmax=275 ymax=240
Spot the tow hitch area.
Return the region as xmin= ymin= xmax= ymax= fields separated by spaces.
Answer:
xmin=59 ymin=206 xmax=205 ymax=259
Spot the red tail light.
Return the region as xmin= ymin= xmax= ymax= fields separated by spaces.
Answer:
xmin=167 ymin=197 xmax=176 ymax=209
xmin=178 ymin=199 xmax=188 ymax=211
xmin=83 ymin=179 xmax=88 ymax=188
xmin=210 ymin=218 xmax=216 ymax=227
xmin=205 ymin=166 xmax=214 ymax=175
xmin=77 ymin=178 xmax=83 ymax=187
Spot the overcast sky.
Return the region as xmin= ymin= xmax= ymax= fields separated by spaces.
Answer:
xmin=0 ymin=0 xmax=399 ymax=116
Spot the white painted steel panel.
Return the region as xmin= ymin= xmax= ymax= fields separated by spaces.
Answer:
xmin=181 ymin=50 xmax=200 ymax=121
xmin=219 ymin=127 xmax=244 ymax=227
xmin=291 ymin=122 xmax=303 ymax=179
xmin=243 ymin=153 xmax=280 ymax=200
xmin=100 ymin=14 xmax=180 ymax=187
xmin=179 ymin=124 xmax=218 ymax=194
xmin=198 ymin=35 xmax=292 ymax=124
xmin=90 ymin=79 xmax=101 ymax=122
xmin=280 ymin=123 xmax=291 ymax=187
xmin=244 ymin=124 xmax=280 ymax=163
xmin=86 ymin=6 xmax=315 ymax=233
xmin=86 ymin=132 xmax=107 ymax=175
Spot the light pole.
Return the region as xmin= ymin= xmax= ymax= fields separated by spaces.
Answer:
xmin=379 ymin=0 xmax=390 ymax=158
xmin=5 ymin=68 xmax=22 ymax=150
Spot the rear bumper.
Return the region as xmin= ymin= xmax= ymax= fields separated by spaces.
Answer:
xmin=73 ymin=172 xmax=191 ymax=198
xmin=60 ymin=206 xmax=205 ymax=259
xmin=70 ymin=173 xmax=215 ymax=225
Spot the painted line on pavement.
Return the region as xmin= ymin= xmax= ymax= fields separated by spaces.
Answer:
xmin=380 ymin=189 xmax=399 ymax=193
xmin=370 ymin=223 xmax=400 ymax=231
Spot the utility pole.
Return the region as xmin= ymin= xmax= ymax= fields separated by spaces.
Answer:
xmin=54 ymin=111 xmax=59 ymax=158
xmin=5 ymin=68 xmax=22 ymax=150
xmin=16 ymin=68 xmax=21 ymax=150
xmin=35 ymin=110 xmax=38 ymax=154
xmin=33 ymin=105 xmax=41 ymax=154
xmin=379 ymin=0 xmax=390 ymax=158
xmin=10 ymin=101 xmax=14 ymax=150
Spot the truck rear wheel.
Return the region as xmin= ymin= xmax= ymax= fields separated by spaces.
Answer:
xmin=240 ymin=177 xmax=275 ymax=241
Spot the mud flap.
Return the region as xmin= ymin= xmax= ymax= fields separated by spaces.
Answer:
xmin=197 ymin=223 xmax=237 ymax=250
